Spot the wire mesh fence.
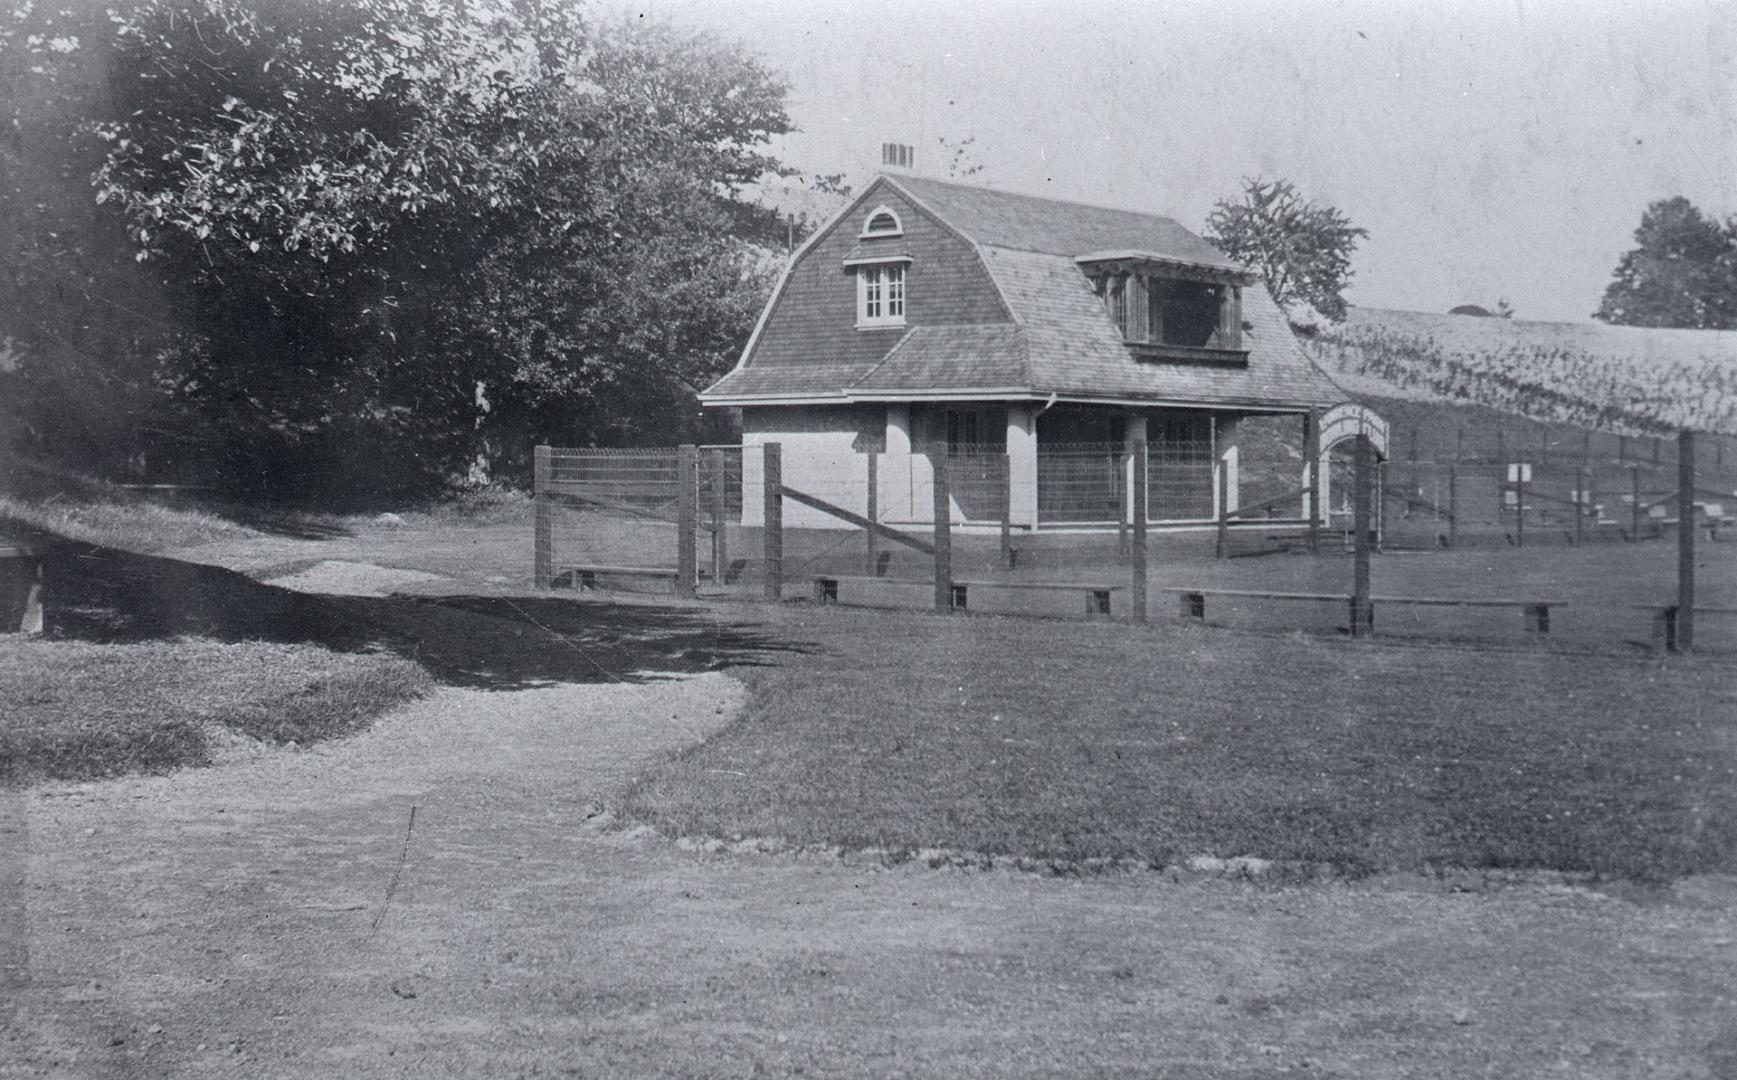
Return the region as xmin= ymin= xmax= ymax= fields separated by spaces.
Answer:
xmin=530 ymin=434 xmax=1732 ymax=652
xmin=1376 ymin=456 xmax=1736 ymax=550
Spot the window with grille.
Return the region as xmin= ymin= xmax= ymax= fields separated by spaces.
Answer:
xmin=857 ymin=263 xmax=906 ymax=328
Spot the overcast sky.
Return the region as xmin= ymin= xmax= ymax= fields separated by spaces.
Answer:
xmin=616 ymin=0 xmax=1735 ymax=324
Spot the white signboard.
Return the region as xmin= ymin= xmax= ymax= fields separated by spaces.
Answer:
xmin=1507 ymin=463 xmax=1532 ymax=483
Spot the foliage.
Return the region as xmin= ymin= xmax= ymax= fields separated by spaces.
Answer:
xmin=1204 ymin=177 xmax=1367 ymax=325
xmin=1594 ymin=196 xmax=1737 ymax=329
xmin=5 ymin=1 xmax=791 ymax=499
xmin=0 ymin=1 xmax=176 ymax=475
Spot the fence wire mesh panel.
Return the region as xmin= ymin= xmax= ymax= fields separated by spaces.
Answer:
xmin=1037 ymin=443 xmax=1123 ymax=524
xmin=540 ymin=447 xmax=685 ymax=594
xmin=1374 ymin=454 xmax=1733 ymax=550
xmin=1148 ymin=439 xmax=1215 ymax=521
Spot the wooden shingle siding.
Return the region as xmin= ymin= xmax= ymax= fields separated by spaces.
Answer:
xmin=747 ymin=179 xmax=1014 ymax=371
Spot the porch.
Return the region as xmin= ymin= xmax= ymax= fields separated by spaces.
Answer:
xmin=740 ymin=401 xmax=1320 ymax=531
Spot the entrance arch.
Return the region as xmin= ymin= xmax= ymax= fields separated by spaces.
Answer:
xmin=1309 ymin=403 xmax=1388 ymax=530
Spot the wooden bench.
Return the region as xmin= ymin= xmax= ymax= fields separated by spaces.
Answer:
xmin=1373 ymin=594 xmax=1561 ymax=635
xmin=1163 ymin=587 xmax=1561 ymax=634
xmin=556 ymin=564 xmax=681 ymax=593
xmin=1633 ymin=604 xmax=1737 ymax=651
xmin=951 ymin=579 xmax=1126 ymax=616
xmin=0 ymin=541 xmax=44 ymax=634
xmin=813 ymin=576 xmax=1124 ymax=616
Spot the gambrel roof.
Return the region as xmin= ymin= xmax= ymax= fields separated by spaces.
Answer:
xmin=703 ymin=173 xmax=1341 ymax=411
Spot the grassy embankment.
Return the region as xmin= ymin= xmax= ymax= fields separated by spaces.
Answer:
xmin=0 ymin=639 xmax=429 ymax=783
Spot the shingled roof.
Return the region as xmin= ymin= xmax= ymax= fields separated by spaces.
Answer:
xmin=703 ymin=174 xmax=1341 ymax=411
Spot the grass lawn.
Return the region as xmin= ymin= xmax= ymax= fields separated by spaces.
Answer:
xmin=0 ymin=638 xmax=429 ymax=784
xmin=622 ymin=605 xmax=1737 ymax=881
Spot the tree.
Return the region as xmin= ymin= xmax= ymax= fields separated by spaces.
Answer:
xmin=1594 ymin=196 xmax=1737 ymax=329
xmin=1203 ymin=177 xmax=1367 ymax=326
xmin=9 ymin=1 xmax=792 ymax=498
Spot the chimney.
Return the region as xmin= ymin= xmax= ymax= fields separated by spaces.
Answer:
xmin=881 ymin=142 xmax=915 ymax=171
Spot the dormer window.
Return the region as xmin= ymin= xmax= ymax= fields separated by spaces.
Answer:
xmin=1076 ymin=253 xmax=1253 ymax=362
xmin=857 ymin=262 xmax=906 ymax=328
xmin=859 ymin=206 xmax=904 ymax=239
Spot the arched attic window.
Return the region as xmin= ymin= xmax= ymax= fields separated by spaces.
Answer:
xmin=859 ymin=206 xmax=904 ymax=238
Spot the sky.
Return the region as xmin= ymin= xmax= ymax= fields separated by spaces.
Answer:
xmin=611 ymin=0 xmax=1735 ymax=324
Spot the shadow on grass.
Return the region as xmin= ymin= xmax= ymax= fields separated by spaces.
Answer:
xmin=15 ymin=527 xmax=812 ymax=690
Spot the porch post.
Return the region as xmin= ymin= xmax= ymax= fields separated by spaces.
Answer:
xmin=1122 ymin=413 xmax=1146 ymax=527
xmin=1214 ymin=414 xmax=1241 ymax=515
xmin=885 ymin=404 xmax=913 ymax=521
xmin=1006 ymin=403 xmax=1039 ymax=529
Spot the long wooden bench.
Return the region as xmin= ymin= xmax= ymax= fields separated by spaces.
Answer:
xmin=556 ymin=564 xmax=681 ymax=593
xmin=813 ymin=575 xmax=1125 ymax=616
xmin=1162 ymin=587 xmax=1562 ymax=634
xmin=951 ymin=579 xmax=1126 ymax=616
xmin=1 ymin=541 xmax=44 ymax=634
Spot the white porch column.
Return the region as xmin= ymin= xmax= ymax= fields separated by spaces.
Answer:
xmin=885 ymin=404 xmax=912 ymax=457
xmin=1214 ymin=414 xmax=1241 ymax=514
xmin=1123 ymin=413 xmax=1147 ymax=525
xmin=1006 ymin=403 xmax=1039 ymax=529
xmin=883 ymin=404 xmax=915 ymax=522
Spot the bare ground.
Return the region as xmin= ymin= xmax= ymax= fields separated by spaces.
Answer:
xmin=4 ymin=536 xmax=1735 ymax=1077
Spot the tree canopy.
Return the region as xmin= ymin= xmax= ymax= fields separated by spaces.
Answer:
xmin=3 ymin=0 xmax=793 ymax=500
xmin=1594 ymin=196 xmax=1737 ymax=330
xmin=1204 ymin=177 xmax=1367 ymax=327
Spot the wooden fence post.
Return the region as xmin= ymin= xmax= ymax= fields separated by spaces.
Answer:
xmin=1351 ymin=434 xmax=1373 ymax=637
xmin=675 ymin=445 xmax=698 ymax=598
xmin=932 ymin=447 xmax=953 ymax=613
xmin=1497 ymin=427 xmax=1506 ymax=465
xmin=1677 ymin=428 xmax=1696 ymax=651
xmin=866 ymin=450 xmax=879 ymax=575
xmin=1575 ymin=467 xmax=1585 ymax=544
xmin=709 ymin=448 xmax=728 ymax=585
xmin=1631 ymin=466 xmax=1641 ymax=541
xmin=1447 ymin=464 xmax=1458 ymax=549
xmin=1305 ymin=408 xmax=1321 ymax=554
xmin=1130 ymin=435 xmax=1148 ymax=623
xmin=763 ymin=442 xmax=782 ymax=601
xmin=533 ymin=444 xmax=553 ymax=589
xmin=1619 ymin=434 xmax=1628 ymax=463
xmin=1214 ymin=458 xmax=1229 ymax=560
xmin=1115 ymin=450 xmax=1128 ymax=559
xmin=1454 ymin=427 xmax=1464 ymax=464
xmin=1515 ymin=461 xmax=1526 ymax=548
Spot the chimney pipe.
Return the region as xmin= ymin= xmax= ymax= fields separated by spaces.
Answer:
xmin=881 ymin=142 xmax=915 ymax=170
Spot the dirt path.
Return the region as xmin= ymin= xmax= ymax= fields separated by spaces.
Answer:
xmin=6 ymin=663 xmax=1735 ymax=1078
